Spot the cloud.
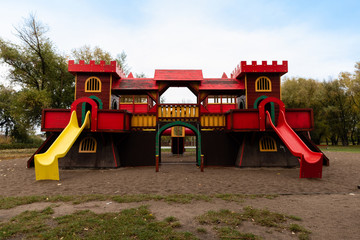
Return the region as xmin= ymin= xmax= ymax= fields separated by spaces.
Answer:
xmin=0 ymin=0 xmax=359 ymax=86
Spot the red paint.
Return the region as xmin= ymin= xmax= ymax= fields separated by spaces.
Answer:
xmin=154 ymin=70 xmax=203 ymax=81
xmin=71 ymin=97 xmax=98 ymax=132
xmin=239 ymin=136 xmax=246 ymax=167
xmin=42 ymin=110 xmax=71 ymax=130
xmin=258 ymin=97 xmax=285 ymax=131
xmin=232 ymin=61 xmax=288 ymax=79
xmin=266 ymin=110 xmax=323 ymax=178
xmin=111 ymin=137 xmax=118 ymax=168
xmin=68 ymin=60 xmax=125 ymax=79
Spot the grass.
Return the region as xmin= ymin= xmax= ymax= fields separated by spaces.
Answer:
xmin=0 ymin=148 xmax=37 ymax=160
xmin=0 ymin=193 xmax=278 ymax=210
xmin=318 ymin=144 xmax=360 ymax=153
xmin=0 ymin=195 xmax=311 ymax=240
xmin=215 ymin=226 xmax=261 ymax=240
xmin=197 ymin=207 xmax=311 ymax=240
xmin=0 ymin=205 xmax=197 ymax=240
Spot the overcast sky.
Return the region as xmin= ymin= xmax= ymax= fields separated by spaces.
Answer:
xmin=0 ymin=0 xmax=359 ymax=102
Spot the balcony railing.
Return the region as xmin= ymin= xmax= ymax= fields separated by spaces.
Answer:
xmin=158 ymin=104 xmax=199 ymax=121
xmin=200 ymin=114 xmax=226 ymax=128
xmin=131 ymin=114 xmax=157 ymax=128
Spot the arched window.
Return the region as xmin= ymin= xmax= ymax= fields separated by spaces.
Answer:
xmin=255 ymin=76 xmax=271 ymax=92
xmin=79 ymin=137 xmax=97 ymax=153
xmin=85 ymin=77 xmax=101 ymax=92
xmin=259 ymin=136 xmax=277 ymax=152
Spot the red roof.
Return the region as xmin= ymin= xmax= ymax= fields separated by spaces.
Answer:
xmin=112 ymin=78 xmax=158 ymax=90
xmin=154 ymin=70 xmax=203 ymax=81
xmin=199 ymin=78 xmax=245 ymax=90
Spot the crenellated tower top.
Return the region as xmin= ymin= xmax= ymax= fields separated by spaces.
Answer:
xmin=68 ymin=60 xmax=126 ymax=79
xmin=231 ymin=61 xmax=288 ymax=79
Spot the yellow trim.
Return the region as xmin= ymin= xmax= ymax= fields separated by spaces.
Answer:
xmin=74 ymin=74 xmax=77 ymax=100
xmin=259 ymin=136 xmax=277 ymax=152
xmin=201 ymin=129 xmax=214 ymax=131
xmin=255 ymin=76 xmax=272 ymax=92
xmin=171 ymin=126 xmax=185 ymax=137
xmin=142 ymin=129 xmax=156 ymax=131
xmin=85 ymin=76 xmax=102 ymax=92
xmin=109 ymin=74 xmax=112 ymax=109
xmin=245 ymin=74 xmax=248 ymax=109
xmin=79 ymin=137 xmax=97 ymax=153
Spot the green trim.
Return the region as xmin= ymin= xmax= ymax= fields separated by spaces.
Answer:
xmin=82 ymin=96 xmax=103 ymax=123
xmin=254 ymin=95 xmax=275 ymax=123
xmin=156 ymin=121 xmax=202 ymax=165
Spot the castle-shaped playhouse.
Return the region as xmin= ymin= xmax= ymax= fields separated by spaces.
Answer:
xmin=28 ymin=60 xmax=328 ymax=180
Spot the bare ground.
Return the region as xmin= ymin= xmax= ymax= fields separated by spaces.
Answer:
xmin=0 ymin=151 xmax=359 ymax=239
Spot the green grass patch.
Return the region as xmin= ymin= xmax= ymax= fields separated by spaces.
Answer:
xmin=0 ymin=193 xmax=278 ymax=210
xmin=0 ymin=207 xmax=54 ymax=239
xmin=0 ymin=194 xmax=213 ymax=210
xmin=0 ymin=205 xmax=197 ymax=240
xmin=215 ymin=226 xmax=261 ymax=240
xmin=197 ymin=206 xmax=311 ymax=240
xmin=319 ymin=145 xmax=360 ymax=153
xmin=196 ymin=227 xmax=207 ymax=233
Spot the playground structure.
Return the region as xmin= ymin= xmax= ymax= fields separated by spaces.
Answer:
xmin=28 ymin=60 xmax=328 ymax=180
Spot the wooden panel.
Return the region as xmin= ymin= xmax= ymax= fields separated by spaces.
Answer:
xmin=76 ymin=73 xmax=111 ymax=109
xmin=42 ymin=109 xmax=131 ymax=132
xmin=131 ymin=114 xmax=157 ymax=128
xmin=201 ymin=114 xmax=226 ymax=128
xmin=42 ymin=109 xmax=71 ymax=130
xmin=158 ymin=104 xmax=199 ymax=121
xmin=285 ymin=109 xmax=313 ymax=130
xmin=97 ymin=111 xmax=126 ymax=131
xmin=226 ymin=109 xmax=313 ymax=131
xmin=227 ymin=110 xmax=260 ymax=131
xmin=246 ymin=73 xmax=281 ymax=109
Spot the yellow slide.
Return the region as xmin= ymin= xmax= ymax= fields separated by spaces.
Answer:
xmin=35 ymin=111 xmax=90 ymax=180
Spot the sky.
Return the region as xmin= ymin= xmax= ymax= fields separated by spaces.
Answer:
xmin=0 ymin=0 xmax=359 ymax=102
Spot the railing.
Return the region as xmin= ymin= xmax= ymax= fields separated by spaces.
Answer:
xmin=131 ymin=114 xmax=157 ymax=128
xmin=200 ymin=114 xmax=226 ymax=128
xmin=158 ymin=104 xmax=199 ymax=121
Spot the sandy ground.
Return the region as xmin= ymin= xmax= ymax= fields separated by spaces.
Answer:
xmin=0 ymin=151 xmax=360 ymax=239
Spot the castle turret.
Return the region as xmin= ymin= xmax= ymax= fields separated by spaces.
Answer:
xmin=68 ymin=60 xmax=125 ymax=109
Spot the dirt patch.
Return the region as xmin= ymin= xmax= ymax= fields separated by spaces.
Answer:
xmin=0 ymin=151 xmax=360 ymax=239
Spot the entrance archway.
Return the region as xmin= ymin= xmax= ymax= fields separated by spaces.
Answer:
xmin=258 ymin=97 xmax=286 ymax=131
xmin=82 ymin=96 xmax=103 ymax=123
xmin=71 ymin=97 xmax=98 ymax=132
xmin=254 ymin=95 xmax=275 ymax=123
xmin=156 ymin=121 xmax=201 ymax=165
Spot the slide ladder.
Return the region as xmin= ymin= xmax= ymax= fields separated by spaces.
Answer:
xmin=34 ymin=111 xmax=90 ymax=180
xmin=266 ymin=110 xmax=323 ymax=178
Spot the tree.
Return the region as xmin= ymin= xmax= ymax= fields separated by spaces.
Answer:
xmin=0 ymin=14 xmax=75 ymax=142
xmin=0 ymin=85 xmax=15 ymax=136
xmin=72 ymin=45 xmax=130 ymax=75
xmin=281 ymin=77 xmax=327 ymax=144
xmin=337 ymin=63 xmax=360 ymax=145
xmin=0 ymin=14 xmax=74 ymax=109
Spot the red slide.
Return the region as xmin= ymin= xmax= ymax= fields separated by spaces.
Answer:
xmin=266 ymin=110 xmax=323 ymax=178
